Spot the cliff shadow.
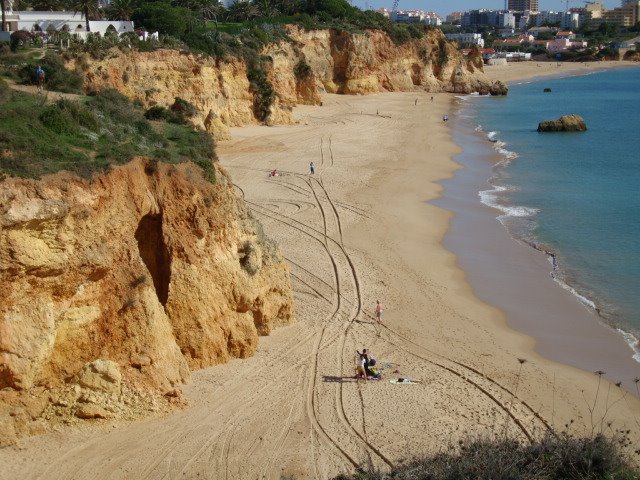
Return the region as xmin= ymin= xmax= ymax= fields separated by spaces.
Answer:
xmin=135 ymin=213 xmax=171 ymax=307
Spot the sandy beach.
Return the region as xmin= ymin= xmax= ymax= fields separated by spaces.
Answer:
xmin=1 ymin=63 xmax=639 ymax=479
xmin=484 ymin=59 xmax=638 ymax=84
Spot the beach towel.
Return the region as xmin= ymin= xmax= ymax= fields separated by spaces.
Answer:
xmin=390 ymin=378 xmax=419 ymax=385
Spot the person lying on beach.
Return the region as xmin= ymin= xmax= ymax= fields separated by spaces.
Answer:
xmin=269 ymin=169 xmax=279 ymax=177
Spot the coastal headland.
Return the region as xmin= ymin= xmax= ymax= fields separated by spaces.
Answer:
xmin=1 ymin=60 xmax=639 ymax=478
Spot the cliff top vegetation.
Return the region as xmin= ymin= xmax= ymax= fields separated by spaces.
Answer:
xmin=0 ymin=77 xmax=216 ymax=180
xmin=4 ymin=0 xmax=432 ymax=61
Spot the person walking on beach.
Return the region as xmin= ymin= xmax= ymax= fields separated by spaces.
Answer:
xmin=309 ymin=161 xmax=315 ymax=175
xmin=375 ymin=300 xmax=383 ymax=325
xmin=35 ymin=65 xmax=45 ymax=92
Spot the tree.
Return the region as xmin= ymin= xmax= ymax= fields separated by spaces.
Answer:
xmin=256 ymin=0 xmax=279 ymax=18
xmin=227 ymin=0 xmax=260 ymax=21
xmin=197 ymin=0 xmax=225 ymax=22
xmin=132 ymin=2 xmax=191 ymax=36
xmin=70 ymin=0 xmax=101 ymax=32
xmin=106 ymin=0 xmax=134 ymax=21
xmin=31 ymin=0 xmax=64 ymax=10
xmin=1 ymin=0 xmax=6 ymax=33
xmin=273 ymin=0 xmax=301 ymax=16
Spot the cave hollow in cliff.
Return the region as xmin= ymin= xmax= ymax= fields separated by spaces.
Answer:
xmin=135 ymin=213 xmax=171 ymax=307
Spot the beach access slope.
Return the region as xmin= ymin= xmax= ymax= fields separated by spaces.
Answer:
xmin=1 ymin=86 xmax=639 ymax=479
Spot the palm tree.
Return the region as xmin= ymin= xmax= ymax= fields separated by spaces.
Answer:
xmin=227 ymin=0 xmax=260 ymax=22
xmin=198 ymin=0 xmax=225 ymax=22
xmin=32 ymin=0 xmax=67 ymax=11
xmin=70 ymin=0 xmax=100 ymax=32
xmin=106 ymin=0 xmax=134 ymax=21
xmin=257 ymin=0 xmax=279 ymax=18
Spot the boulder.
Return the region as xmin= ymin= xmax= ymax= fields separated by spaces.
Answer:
xmin=77 ymin=360 xmax=122 ymax=394
xmin=537 ymin=114 xmax=587 ymax=132
xmin=75 ymin=405 xmax=110 ymax=419
xmin=490 ymin=81 xmax=509 ymax=96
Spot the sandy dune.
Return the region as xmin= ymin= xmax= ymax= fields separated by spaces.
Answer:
xmin=1 ymin=88 xmax=639 ymax=479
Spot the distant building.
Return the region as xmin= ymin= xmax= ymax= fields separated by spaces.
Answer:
xmin=530 ymin=10 xmax=579 ymax=29
xmin=461 ymin=9 xmax=501 ymax=27
xmin=446 ymin=12 xmax=463 ymax=24
xmin=527 ymin=26 xmax=554 ymax=37
xmin=547 ymin=37 xmax=588 ymax=52
xmin=507 ymin=0 xmax=539 ymax=12
xmin=391 ymin=10 xmax=442 ymax=26
xmin=444 ymin=32 xmax=485 ymax=48
xmin=602 ymin=1 xmax=640 ymax=26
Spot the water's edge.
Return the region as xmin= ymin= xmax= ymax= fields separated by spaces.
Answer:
xmin=434 ymin=90 xmax=640 ymax=392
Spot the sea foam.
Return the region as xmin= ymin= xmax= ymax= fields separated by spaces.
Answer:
xmin=479 ymin=185 xmax=539 ymax=218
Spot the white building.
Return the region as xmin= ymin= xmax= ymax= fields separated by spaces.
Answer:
xmin=2 ymin=10 xmax=134 ymax=38
xmin=530 ymin=10 xmax=579 ymax=29
xmin=445 ymin=32 xmax=485 ymax=48
xmin=391 ymin=10 xmax=442 ymax=26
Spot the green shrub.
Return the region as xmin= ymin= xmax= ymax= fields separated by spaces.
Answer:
xmin=39 ymin=104 xmax=77 ymax=135
xmin=170 ymin=97 xmax=197 ymax=119
xmin=17 ymin=51 xmax=83 ymax=94
xmin=335 ymin=433 xmax=639 ymax=480
xmin=0 ymin=77 xmax=11 ymax=103
xmin=247 ymin=64 xmax=275 ymax=122
xmin=144 ymin=105 xmax=172 ymax=121
xmin=294 ymin=59 xmax=312 ymax=80
xmin=0 ymin=87 xmax=217 ymax=181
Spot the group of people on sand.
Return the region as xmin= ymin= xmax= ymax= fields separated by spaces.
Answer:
xmin=354 ymin=300 xmax=384 ymax=381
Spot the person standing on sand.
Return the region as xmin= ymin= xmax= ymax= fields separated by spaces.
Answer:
xmin=309 ymin=161 xmax=315 ymax=175
xmin=375 ymin=300 xmax=383 ymax=324
xmin=357 ymin=349 xmax=371 ymax=380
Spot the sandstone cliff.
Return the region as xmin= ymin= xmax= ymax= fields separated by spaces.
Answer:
xmin=0 ymin=159 xmax=293 ymax=443
xmin=69 ymin=26 xmax=506 ymax=139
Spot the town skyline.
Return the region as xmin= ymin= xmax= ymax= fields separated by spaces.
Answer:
xmin=357 ymin=0 xmax=621 ymax=17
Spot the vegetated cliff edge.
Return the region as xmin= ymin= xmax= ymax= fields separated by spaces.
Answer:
xmin=70 ymin=26 xmax=506 ymax=139
xmin=0 ymin=159 xmax=293 ymax=444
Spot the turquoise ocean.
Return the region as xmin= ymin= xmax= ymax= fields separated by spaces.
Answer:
xmin=460 ymin=67 xmax=640 ymax=363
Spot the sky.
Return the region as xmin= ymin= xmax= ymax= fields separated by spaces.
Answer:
xmin=354 ymin=1 xmax=620 ymax=17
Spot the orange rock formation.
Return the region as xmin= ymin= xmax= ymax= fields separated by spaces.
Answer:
xmin=70 ymin=27 xmax=505 ymax=139
xmin=0 ymin=159 xmax=293 ymax=443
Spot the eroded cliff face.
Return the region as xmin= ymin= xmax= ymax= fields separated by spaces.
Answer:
xmin=70 ymin=27 xmax=505 ymax=140
xmin=0 ymin=159 xmax=293 ymax=443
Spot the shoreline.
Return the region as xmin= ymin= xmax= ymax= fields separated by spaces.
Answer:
xmin=1 ymin=63 xmax=639 ymax=478
xmin=465 ymin=63 xmax=640 ymax=380
xmin=439 ymin=87 xmax=640 ymax=393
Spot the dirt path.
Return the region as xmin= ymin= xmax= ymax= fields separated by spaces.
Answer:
xmin=5 ymin=78 xmax=86 ymax=102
